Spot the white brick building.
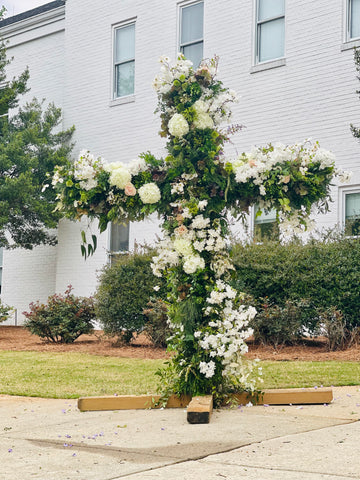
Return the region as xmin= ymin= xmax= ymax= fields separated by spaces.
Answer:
xmin=1 ymin=0 xmax=360 ymax=323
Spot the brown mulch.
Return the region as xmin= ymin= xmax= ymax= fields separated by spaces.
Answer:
xmin=1 ymin=326 xmax=360 ymax=361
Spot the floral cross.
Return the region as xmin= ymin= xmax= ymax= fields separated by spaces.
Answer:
xmin=53 ymin=55 xmax=348 ymax=403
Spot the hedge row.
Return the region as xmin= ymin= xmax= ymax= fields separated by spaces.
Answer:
xmin=23 ymin=236 xmax=360 ymax=348
xmin=231 ymin=236 xmax=360 ymax=336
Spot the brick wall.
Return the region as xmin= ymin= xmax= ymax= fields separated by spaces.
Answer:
xmin=2 ymin=0 xmax=360 ymax=322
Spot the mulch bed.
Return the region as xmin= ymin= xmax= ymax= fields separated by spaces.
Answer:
xmin=1 ymin=326 xmax=360 ymax=361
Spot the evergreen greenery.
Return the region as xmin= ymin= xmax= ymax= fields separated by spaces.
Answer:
xmin=0 ymin=24 xmax=74 ymax=249
xmin=95 ymin=251 xmax=166 ymax=344
xmin=231 ymin=235 xmax=360 ymax=346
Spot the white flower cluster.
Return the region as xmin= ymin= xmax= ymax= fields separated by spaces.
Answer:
xmin=152 ymin=54 xmax=194 ymax=94
xmin=278 ymin=210 xmax=315 ymax=237
xmin=199 ymin=360 xmax=216 ymax=378
xmin=104 ymin=161 xmax=132 ymax=189
xmin=168 ymin=113 xmax=189 ymax=138
xmin=153 ymin=55 xmax=239 ymax=138
xmin=196 ymin=90 xmax=239 ymax=126
xmin=151 ymin=216 xmax=229 ymax=278
xmin=73 ymin=150 xmax=103 ymax=191
xmin=138 ymin=182 xmax=161 ymax=204
xmin=231 ymin=142 xmax=335 ymax=189
xmin=194 ymin=282 xmax=256 ymax=379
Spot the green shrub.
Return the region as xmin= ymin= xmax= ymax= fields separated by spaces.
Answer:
xmin=231 ymin=235 xmax=360 ymax=339
xmin=0 ymin=301 xmax=12 ymax=323
xmin=319 ymin=307 xmax=347 ymax=351
xmin=23 ymin=286 xmax=95 ymax=343
xmin=95 ymin=251 xmax=165 ymax=344
xmin=250 ymin=298 xmax=306 ymax=348
xmin=143 ymin=298 xmax=170 ymax=348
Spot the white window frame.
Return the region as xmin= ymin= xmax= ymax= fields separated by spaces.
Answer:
xmin=254 ymin=0 xmax=285 ymax=66
xmin=339 ymin=185 xmax=360 ymax=236
xmin=342 ymin=0 xmax=360 ymax=50
xmin=347 ymin=0 xmax=360 ymax=41
xmin=107 ymin=222 xmax=130 ymax=264
xmin=178 ymin=0 xmax=204 ymax=66
xmin=111 ymin=19 xmax=136 ymax=104
xmin=251 ymin=205 xmax=279 ymax=240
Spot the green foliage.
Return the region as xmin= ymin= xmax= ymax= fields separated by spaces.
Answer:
xmin=23 ymin=286 xmax=95 ymax=343
xmin=0 ymin=35 xmax=74 ymax=249
xmin=143 ymin=298 xmax=170 ymax=347
xmin=95 ymin=251 xmax=165 ymax=343
xmin=250 ymin=298 xmax=307 ymax=348
xmin=231 ymin=236 xmax=360 ymax=341
xmin=0 ymin=300 xmax=12 ymax=323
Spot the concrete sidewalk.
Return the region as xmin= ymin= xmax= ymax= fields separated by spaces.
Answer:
xmin=1 ymin=386 xmax=359 ymax=480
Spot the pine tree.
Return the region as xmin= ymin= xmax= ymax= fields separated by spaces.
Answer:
xmin=0 ymin=16 xmax=74 ymax=249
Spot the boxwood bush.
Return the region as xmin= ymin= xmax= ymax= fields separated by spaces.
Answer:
xmin=95 ymin=251 xmax=166 ymax=344
xmin=231 ymin=235 xmax=360 ymax=345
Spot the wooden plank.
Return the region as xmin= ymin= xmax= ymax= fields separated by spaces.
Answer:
xmin=233 ymin=387 xmax=333 ymax=406
xmin=78 ymin=387 xmax=333 ymax=412
xmin=187 ymin=395 xmax=213 ymax=424
xmin=77 ymin=394 xmax=191 ymax=412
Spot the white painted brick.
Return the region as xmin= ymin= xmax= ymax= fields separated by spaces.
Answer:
xmin=2 ymin=0 xmax=360 ymax=322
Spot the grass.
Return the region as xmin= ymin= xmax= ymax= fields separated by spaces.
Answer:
xmin=0 ymin=351 xmax=359 ymax=398
xmin=0 ymin=351 xmax=164 ymax=398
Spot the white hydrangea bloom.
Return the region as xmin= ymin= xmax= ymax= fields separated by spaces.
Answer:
xmin=193 ymin=112 xmax=214 ymax=130
xmin=108 ymin=167 xmax=132 ymax=189
xmin=173 ymin=237 xmax=193 ymax=256
xmin=183 ymin=254 xmax=205 ymax=274
xmin=138 ymin=182 xmax=161 ymax=204
xmin=168 ymin=113 xmax=189 ymax=137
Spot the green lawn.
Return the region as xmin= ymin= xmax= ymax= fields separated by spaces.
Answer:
xmin=0 ymin=351 xmax=359 ymax=398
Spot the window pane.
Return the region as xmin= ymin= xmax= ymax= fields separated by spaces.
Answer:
xmin=258 ymin=0 xmax=285 ymax=21
xmin=255 ymin=207 xmax=277 ymax=224
xmin=182 ymin=42 xmax=203 ymax=67
xmin=345 ymin=192 xmax=360 ymax=234
xmin=115 ymin=24 xmax=135 ymax=63
xmin=346 ymin=192 xmax=360 ymax=218
xmin=110 ymin=222 xmax=129 ymax=252
xmin=181 ymin=2 xmax=204 ymax=44
xmin=351 ymin=0 xmax=360 ymax=39
xmin=259 ymin=17 xmax=285 ymax=62
xmin=115 ymin=61 xmax=134 ymax=97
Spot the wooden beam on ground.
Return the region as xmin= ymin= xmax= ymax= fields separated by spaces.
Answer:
xmin=77 ymin=394 xmax=191 ymax=412
xmin=233 ymin=387 xmax=333 ymax=406
xmin=77 ymin=387 xmax=333 ymax=412
xmin=187 ymin=395 xmax=213 ymax=424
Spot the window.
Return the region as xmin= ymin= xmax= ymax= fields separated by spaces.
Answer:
xmin=345 ymin=192 xmax=360 ymax=235
xmin=108 ymin=222 xmax=129 ymax=263
xmin=0 ymin=247 xmax=3 ymax=295
xmin=348 ymin=0 xmax=360 ymax=40
xmin=113 ymin=22 xmax=135 ymax=98
xmin=256 ymin=0 xmax=285 ymax=63
xmin=254 ymin=206 xmax=279 ymax=240
xmin=179 ymin=1 xmax=204 ymax=67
